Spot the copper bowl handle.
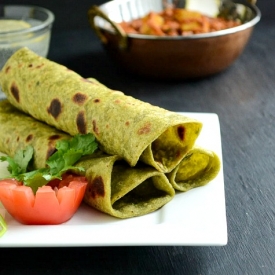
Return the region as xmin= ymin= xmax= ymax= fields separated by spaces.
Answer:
xmin=88 ymin=5 xmax=128 ymax=50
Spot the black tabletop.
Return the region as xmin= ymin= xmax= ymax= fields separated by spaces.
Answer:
xmin=1 ymin=0 xmax=275 ymax=274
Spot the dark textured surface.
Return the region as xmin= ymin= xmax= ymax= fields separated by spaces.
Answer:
xmin=1 ymin=1 xmax=275 ymax=274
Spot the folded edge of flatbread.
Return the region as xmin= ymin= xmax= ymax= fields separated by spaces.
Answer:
xmin=166 ymin=146 xmax=221 ymax=192
xmin=78 ymin=153 xmax=175 ymax=218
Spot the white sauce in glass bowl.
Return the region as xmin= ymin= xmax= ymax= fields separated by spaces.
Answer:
xmin=0 ymin=19 xmax=31 ymax=32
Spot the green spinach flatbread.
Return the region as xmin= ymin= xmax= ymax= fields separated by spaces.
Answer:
xmin=0 ymin=48 xmax=202 ymax=173
xmin=0 ymin=100 xmax=175 ymax=218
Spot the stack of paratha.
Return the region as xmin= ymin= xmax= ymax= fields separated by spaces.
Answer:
xmin=0 ymin=48 xmax=220 ymax=218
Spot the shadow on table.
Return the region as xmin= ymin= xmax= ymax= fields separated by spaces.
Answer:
xmin=2 ymin=246 xmax=215 ymax=275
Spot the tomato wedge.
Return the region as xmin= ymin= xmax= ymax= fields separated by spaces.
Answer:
xmin=0 ymin=174 xmax=87 ymax=225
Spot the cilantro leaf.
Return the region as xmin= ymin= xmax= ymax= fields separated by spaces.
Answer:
xmin=22 ymin=169 xmax=49 ymax=192
xmin=14 ymin=145 xmax=34 ymax=172
xmin=0 ymin=133 xmax=98 ymax=193
xmin=47 ymin=133 xmax=97 ymax=174
xmin=0 ymin=145 xmax=33 ymax=177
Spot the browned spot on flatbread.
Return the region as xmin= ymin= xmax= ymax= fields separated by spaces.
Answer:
xmin=46 ymin=136 xmax=63 ymax=160
xmin=175 ymin=150 xmax=182 ymax=160
xmin=125 ymin=121 xmax=130 ymax=126
xmin=10 ymin=82 xmax=20 ymax=103
xmin=46 ymin=146 xmax=57 ymax=160
xmin=137 ymin=122 xmax=151 ymax=135
xmin=16 ymin=136 xmax=20 ymax=142
xmin=76 ymin=111 xmax=87 ymax=134
xmin=48 ymin=134 xmax=62 ymax=141
xmin=26 ymin=134 xmax=33 ymax=142
xmin=177 ymin=126 xmax=185 ymax=141
xmin=94 ymin=99 xmax=100 ymax=103
xmin=92 ymin=120 xmax=99 ymax=135
xmin=87 ymin=176 xmax=105 ymax=199
xmin=72 ymin=92 xmax=88 ymax=105
xmin=36 ymin=63 xmax=44 ymax=69
xmin=47 ymin=99 xmax=62 ymax=119
xmin=28 ymin=64 xmax=33 ymax=68
xmin=5 ymin=66 xmax=10 ymax=73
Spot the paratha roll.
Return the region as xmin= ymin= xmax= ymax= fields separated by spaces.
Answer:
xmin=0 ymin=100 xmax=70 ymax=169
xmin=166 ymin=146 xmax=221 ymax=192
xmin=0 ymin=100 xmax=175 ymax=218
xmin=0 ymin=48 xmax=202 ymax=173
xmin=78 ymin=153 xmax=175 ymax=218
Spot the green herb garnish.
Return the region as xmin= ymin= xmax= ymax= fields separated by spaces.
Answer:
xmin=0 ymin=133 xmax=98 ymax=193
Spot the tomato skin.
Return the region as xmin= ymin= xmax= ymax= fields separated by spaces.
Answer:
xmin=0 ymin=175 xmax=87 ymax=225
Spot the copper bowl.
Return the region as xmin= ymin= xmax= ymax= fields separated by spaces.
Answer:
xmin=88 ymin=0 xmax=261 ymax=80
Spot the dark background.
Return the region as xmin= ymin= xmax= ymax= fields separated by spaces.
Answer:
xmin=1 ymin=1 xmax=275 ymax=275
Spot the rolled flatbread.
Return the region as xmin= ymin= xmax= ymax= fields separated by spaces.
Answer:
xmin=0 ymin=100 xmax=69 ymax=169
xmin=0 ymin=100 xmax=175 ymax=218
xmin=78 ymin=153 xmax=175 ymax=218
xmin=0 ymin=48 xmax=202 ymax=173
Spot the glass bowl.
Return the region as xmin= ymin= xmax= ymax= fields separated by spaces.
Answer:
xmin=0 ymin=5 xmax=54 ymax=70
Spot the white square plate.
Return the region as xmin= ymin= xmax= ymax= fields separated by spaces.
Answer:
xmin=0 ymin=112 xmax=227 ymax=247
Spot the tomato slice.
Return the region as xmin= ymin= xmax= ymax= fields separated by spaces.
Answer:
xmin=0 ymin=174 xmax=87 ymax=225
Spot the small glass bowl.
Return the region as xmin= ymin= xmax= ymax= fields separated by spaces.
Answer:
xmin=0 ymin=5 xmax=55 ymax=69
